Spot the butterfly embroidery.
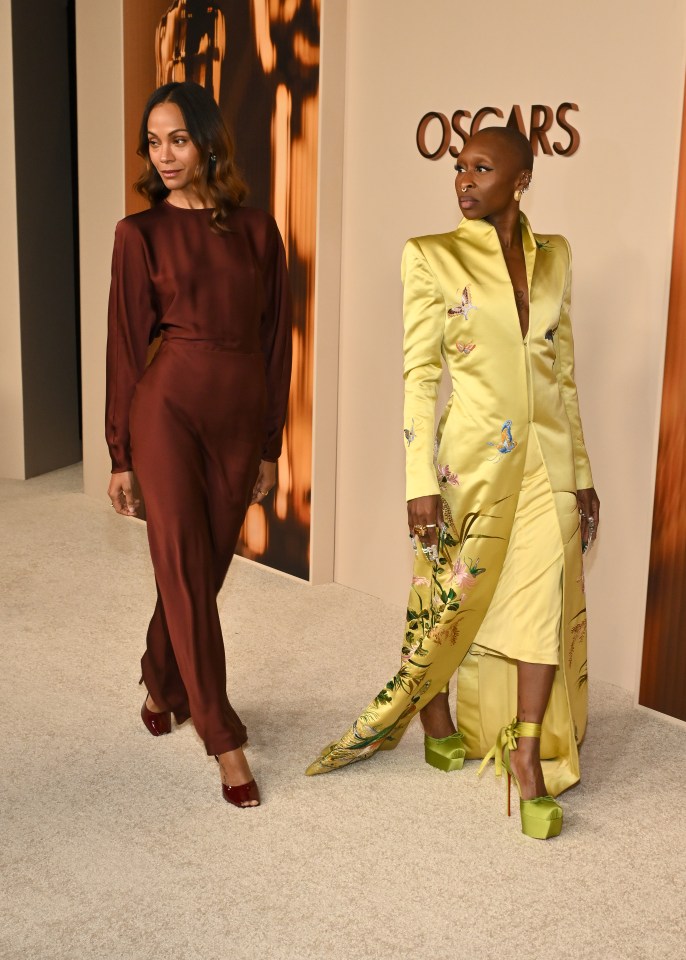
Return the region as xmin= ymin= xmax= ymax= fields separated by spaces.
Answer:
xmin=466 ymin=556 xmax=486 ymax=577
xmin=545 ymin=327 xmax=558 ymax=367
xmin=437 ymin=463 xmax=460 ymax=486
xmin=487 ymin=419 xmax=517 ymax=461
xmin=448 ymin=285 xmax=477 ymax=320
xmin=456 ymin=341 xmax=476 ymax=355
xmin=404 ymin=419 xmax=416 ymax=447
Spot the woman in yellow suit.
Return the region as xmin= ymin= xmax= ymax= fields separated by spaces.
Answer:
xmin=306 ymin=127 xmax=600 ymax=840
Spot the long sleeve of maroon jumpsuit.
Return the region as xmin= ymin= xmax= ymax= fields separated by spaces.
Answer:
xmin=105 ymin=202 xmax=292 ymax=755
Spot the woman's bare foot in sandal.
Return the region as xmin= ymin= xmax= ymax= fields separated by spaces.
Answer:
xmin=420 ymin=692 xmax=457 ymax=739
xmin=217 ymin=748 xmax=260 ymax=807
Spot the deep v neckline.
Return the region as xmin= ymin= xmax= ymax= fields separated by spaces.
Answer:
xmin=454 ymin=213 xmax=538 ymax=342
xmin=501 ymin=239 xmax=530 ymax=340
xmin=495 ymin=217 xmax=536 ymax=341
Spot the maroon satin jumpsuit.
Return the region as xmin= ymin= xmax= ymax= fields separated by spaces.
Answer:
xmin=105 ymin=202 xmax=292 ymax=756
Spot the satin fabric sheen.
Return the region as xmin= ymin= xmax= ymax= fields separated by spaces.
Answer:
xmin=106 ymin=203 xmax=292 ymax=755
xmin=473 ymin=429 xmax=572 ymax=666
xmin=306 ymin=216 xmax=591 ymax=796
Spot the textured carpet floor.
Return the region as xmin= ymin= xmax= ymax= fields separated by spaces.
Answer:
xmin=1 ymin=465 xmax=685 ymax=960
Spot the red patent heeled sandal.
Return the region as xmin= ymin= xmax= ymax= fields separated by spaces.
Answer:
xmin=214 ymin=755 xmax=261 ymax=808
xmin=140 ymin=697 xmax=171 ymax=736
xmin=221 ymin=780 xmax=261 ymax=808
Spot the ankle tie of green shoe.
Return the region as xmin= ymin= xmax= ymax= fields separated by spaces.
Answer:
xmin=477 ymin=718 xmax=543 ymax=778
xmin=514 ymin=721 xmax=542 ymax=739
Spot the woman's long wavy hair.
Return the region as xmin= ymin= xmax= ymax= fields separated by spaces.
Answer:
xmin=134 ymin=81 xmax=247 ymax=232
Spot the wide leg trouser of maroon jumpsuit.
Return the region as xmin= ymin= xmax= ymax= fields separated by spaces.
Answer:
xmin=129 ymin=337 xmax=265 ymax=756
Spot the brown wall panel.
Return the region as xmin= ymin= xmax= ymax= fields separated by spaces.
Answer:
xmin=640 ymin=74 xmax=686 ymax=722
xmin=11 ymin=0 xmax=81 ymax=476
xmin=123 ymin=0 xmax=164 ymax=214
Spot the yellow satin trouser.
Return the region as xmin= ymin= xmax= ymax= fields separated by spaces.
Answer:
xmin=471 ymin=430 xmax=574 ymax=666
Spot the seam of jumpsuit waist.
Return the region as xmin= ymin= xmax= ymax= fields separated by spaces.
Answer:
xmin=160 ymin=334 xmax=262 ymax=355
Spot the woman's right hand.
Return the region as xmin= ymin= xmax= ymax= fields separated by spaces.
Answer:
xmin=407 ymin=494 xmax=443 ymax=553
xmin=107 ymin=471 xmax=140 ymax=517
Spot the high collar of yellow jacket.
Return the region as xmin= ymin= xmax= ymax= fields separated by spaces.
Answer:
xmin=454 ymin=212 xmax=538 ymax=293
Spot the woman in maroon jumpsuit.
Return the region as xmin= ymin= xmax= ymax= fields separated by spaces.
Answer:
xmin=105 ymin=82 xmax=292 ymax=808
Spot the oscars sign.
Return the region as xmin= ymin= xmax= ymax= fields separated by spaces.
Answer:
xmin=417 ymin=103 xmax=580 ymax=159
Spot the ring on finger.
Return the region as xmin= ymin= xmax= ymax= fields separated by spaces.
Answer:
xmin=413 ymin=524 xmax=428 ymax=536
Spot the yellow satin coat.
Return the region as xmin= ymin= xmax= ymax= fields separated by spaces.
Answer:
xmin=306 ymin=214 xmax=592 ymax=796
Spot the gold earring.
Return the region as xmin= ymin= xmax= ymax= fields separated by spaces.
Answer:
xmin=514 ymin=189 xmax=522 ymax=202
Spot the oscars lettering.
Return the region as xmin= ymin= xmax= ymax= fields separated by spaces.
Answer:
xmin=416 ymin=103 xmax=580 ymax=159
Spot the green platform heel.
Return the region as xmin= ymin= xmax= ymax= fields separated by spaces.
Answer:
xmin=478 ymin=718 xmax=563 ymax=840
xmin=424 ymin=731 xmax=466 ymax=772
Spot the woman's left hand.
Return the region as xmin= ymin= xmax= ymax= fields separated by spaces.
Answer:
xmin=576 ymin=487 xmax=600 ymax=552
xmin=251 ymin=460 xmax=278 ymax=505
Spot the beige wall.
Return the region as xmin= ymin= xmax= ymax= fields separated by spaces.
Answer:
xmin=76 ymin=0 xmax=125 ymax=500
xmin=333 ymin=0 xmax=686 ymax=693
xmin=0 ymin=0 xmax=25 ymax=479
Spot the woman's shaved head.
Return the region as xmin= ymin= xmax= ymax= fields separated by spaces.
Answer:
xmin=469 ymin=126 xmax=534 ymax=172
